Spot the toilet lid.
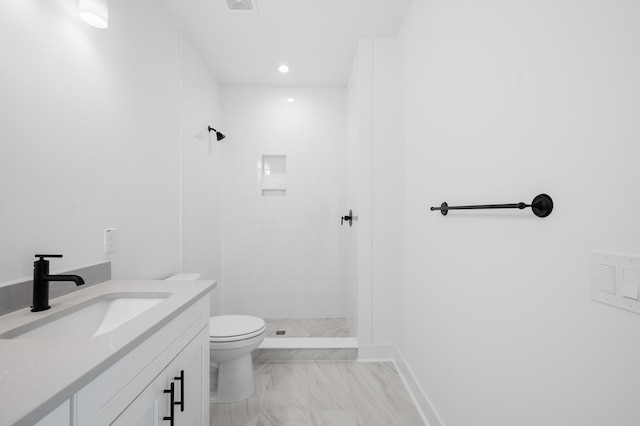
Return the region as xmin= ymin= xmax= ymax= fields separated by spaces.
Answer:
xmin=209 ymin=315 xmax=266 ymax=342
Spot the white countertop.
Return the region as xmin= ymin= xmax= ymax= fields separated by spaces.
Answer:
xmin=0 ymin=279 xmax=215 ymax=426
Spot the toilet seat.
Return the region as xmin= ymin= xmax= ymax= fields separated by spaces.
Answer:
xmin=209 ymin=315 xmax=266 ymax=343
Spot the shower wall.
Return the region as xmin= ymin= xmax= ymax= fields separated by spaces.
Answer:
xmin=179 ymin=33 xmax=223 ymax=316
xmin=220 ymin=86 xmax=348 ymax=319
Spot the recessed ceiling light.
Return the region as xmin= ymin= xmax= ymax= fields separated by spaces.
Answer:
xmin=79 ymin=0 xmax=109 ymax=29
xmin=278 ymin=64 xmax=289 ymax=73
xmin=225 ymin=0 xmax=257 ymax=12
xmin=286 ymin=98 xmax=295 ymax=103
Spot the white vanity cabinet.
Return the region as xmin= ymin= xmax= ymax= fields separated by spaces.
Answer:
xmin=34 ymin=401 xmax=70 ymax=426
xmin=168 ymin=326 xmax=209 ymax=426
xmin=111 ymin=367 xmax=171 ymax=426
xmin=0 ymin=280 xmax=215 ymax=426
xmin=111 ymin=326 xmax=209 ymax=426
xmin=75 ymin=295 xmax=210 ymax=426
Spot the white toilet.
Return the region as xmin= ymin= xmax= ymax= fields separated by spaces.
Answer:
xmin=166 ymin=273 xmax=266 ymax=403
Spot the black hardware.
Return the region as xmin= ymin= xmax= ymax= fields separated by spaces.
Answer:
xmin=163 ymin=382 xmax=175 ymax=425
xmin=174 ymin=370 xmax=185 ymax=412
xmin=32 ymin=254 xmax=85 ymax=312
xmin=430 ymin=194 xmax=553 ymax=218
xmin=341 ymin=209 xmax=353 ymax=227
xmin=207 ymin=126 xmax=226 ymax=141
xmin=35 ymin=254 xmax=63 ymax=259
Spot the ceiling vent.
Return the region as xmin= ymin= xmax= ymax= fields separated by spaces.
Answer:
xmin=225 ymin=0 xmax=258 ymax=13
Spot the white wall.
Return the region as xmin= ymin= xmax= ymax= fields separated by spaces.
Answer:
xmin=347 ymin=38 xmax=405 ymax=350
xmin=346 ymin=50 xmax=361 ymax=337
xmin=346 ymin=40 xmax=373 ymax=342
xmin=220 ymin=86 xmax=348 ymax=318
xmin=179 ymin=34 xmax=223 ymax=316
xmin=396 ymin=1 xmax=640 ymax=425
xmin=0 ymin=0 xmax=183 ymax=282
xmin=0 ymin=2 xmax=222 ymax=288
xmin=372 ymin=39 xmax=404 ymax=347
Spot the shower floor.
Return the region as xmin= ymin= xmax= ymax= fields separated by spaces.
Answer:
xmin=264 ymin=318 xmax=352 ymax=338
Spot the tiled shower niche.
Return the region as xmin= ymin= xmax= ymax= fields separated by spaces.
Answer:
xmin=260 ymin=155 xmax=286 ymax=196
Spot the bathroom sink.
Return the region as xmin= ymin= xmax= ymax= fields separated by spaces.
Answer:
xmin=0 ymin=292 xmax=170 ymax=340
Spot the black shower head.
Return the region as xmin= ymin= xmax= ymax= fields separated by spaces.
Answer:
xmin=208 ymin=126 xmax=226 ymax=141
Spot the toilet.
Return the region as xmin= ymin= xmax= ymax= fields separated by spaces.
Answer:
xmin=166 ymin=273 xmax=266 ymax=403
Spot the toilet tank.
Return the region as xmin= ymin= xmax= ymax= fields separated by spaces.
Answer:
xmin=166 ymin=272 xmax=219 ymax=317
xmin=166 ymin=273 xmax=202 ymax=281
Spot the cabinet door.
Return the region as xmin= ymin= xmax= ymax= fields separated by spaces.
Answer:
xmin=111 ymin=370 xmax=170 ymax=426
xmin=113 ymin=326 xmax=209 ymax=426
xmin=34 ymin=400 xmax=70 ymax=426
xmin=171 ymin=327 xmax=209 ymax=426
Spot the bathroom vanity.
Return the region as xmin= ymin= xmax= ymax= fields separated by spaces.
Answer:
xmin=0 ymin=279 xmax=215 ymax=426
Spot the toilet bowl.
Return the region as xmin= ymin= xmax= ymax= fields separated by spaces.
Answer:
xmin=209 ymin=315 xmax=265 ymax=402
xmin=166 ymin=273 xmax=265 ymax=403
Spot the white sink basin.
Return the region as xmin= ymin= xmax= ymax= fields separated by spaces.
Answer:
xmin=0 ymin=292 xmax=170 ymax=340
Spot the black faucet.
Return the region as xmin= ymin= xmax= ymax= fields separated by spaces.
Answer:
xmin=32 ymin=254 xmax=85 ymax=312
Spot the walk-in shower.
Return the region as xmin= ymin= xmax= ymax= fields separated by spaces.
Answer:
xmin=218 ymin=86 xmax=355 ymax=360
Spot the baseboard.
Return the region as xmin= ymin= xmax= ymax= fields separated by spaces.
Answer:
xmin=357 ymin=344 xmax=443 ymax=426
xmin=394 ymin=355 xmax=444 ymax=426
xmin=357 ymin=343 xmax=399 ymax=362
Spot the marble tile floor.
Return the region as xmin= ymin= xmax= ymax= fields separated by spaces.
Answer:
xmin=264 ymin=318 xmax=352 ymax=338
xmin=210 ymin=361 xmax=424 ymax=426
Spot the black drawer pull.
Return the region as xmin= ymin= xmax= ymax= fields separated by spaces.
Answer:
xmin=174 ymin=370 xmax=185 ymax=412
xmin=163 ymin=382 xmax=175 ymax=425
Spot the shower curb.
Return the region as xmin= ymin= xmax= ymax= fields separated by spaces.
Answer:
xmin=254 ymin=337 xmax=358 ymax=362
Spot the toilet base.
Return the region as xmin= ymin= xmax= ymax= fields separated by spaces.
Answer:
xmin=212 ymin=352 xmax=255 ymax=403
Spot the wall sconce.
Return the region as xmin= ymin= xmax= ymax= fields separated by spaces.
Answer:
xmin=79 ymin=0 xmax=109 ymax=29
xmin=208 ymin=126 xmax=226 ymax=141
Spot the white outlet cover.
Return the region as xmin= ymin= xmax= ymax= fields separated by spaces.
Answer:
xmin=104 ymin=228 xmax=118 ymax=253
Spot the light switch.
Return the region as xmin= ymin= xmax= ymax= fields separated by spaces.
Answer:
xmin=621 ymin=268 xmax=640 ymax=300
xmin=598 ymin=264 xmax=616 ymax=294
xmin=591 ymin=252 xmax=640 ymax=315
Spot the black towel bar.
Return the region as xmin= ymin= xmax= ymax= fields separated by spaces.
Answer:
xmin=430 ymin=194 xmax=553 ymax=218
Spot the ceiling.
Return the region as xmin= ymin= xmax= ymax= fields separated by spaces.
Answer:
xmin=159 ymin=0 xmax=413 ymax=87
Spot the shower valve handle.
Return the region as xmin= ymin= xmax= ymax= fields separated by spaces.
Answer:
xmin=341 ymin=210 xmax=353 ymax=227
